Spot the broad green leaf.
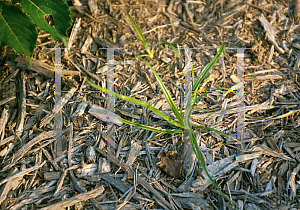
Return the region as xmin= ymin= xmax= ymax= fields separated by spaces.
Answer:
xmin=85 ymin=77 xmax=184 ymax=128
xmin=20 ymin=0 xmax=72 ymax=48
xmin=0 ymin=1 xmax=37 ymax=65
xmin=141 ymin=58 xmax=184 ymax=125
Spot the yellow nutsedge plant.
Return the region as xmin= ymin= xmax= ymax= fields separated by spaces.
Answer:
xmin=86 ymin=13 xmax=240 ymax=209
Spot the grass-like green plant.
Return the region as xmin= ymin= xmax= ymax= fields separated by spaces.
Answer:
xmin=126 ymin=12 xmax=182 ymax=61
xmin=85 ymin=13 xmax=238 ymax=209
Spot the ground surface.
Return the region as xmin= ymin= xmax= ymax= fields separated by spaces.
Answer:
xmin=1 ymin=0 xmax=300 ymax=209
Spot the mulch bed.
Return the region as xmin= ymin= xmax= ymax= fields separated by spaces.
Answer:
xmin=1 ymin=0 xmax=300 ymax=209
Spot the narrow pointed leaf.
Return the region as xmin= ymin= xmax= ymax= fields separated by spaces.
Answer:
xmin=85 ymin=78 xmax=184 ymax=128
xmin=141 ymin=58 xmax=184 ymax=125
xmin=184 ymin=104 xmax=236 ymax=209
xmin=192 ymin=45 xmax=225 ymax=92
xmin=152 ymin=41 xmax=183 ymax=64
xmin=127 ymin=12 xmax=151 ymax=56
xmin=120 ymin=118 xmax=184 ymax=133
xmin=133 ymin=54 xmax=150 ymax=60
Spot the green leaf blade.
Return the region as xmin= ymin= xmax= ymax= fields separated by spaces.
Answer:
xmin=85 ymin=78 xmax=184 ymax=128
xmin=154 ymin=41 xmax=183 ymax=64
xmin=0 ymin=1 xmax=37 ymax=64
xmin=192 ymin=45 xmax=225 ymax=92
xmin=120 ymin=118 xmax=184 ymax=134
xmin=184 ymin=104 xmax=236 ymax=209
xmin=141 ymin=58 xmax=184 ymax=125
xmin=126 ymin=12 xmax=151 ymax=56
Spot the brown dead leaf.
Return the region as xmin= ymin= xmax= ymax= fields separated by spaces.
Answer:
xmin=156 ymin=150 xmax=183 ymax=179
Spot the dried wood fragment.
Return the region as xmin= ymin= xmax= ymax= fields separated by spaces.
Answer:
xmin=88 ymin=104 xmax=122 ymax=126
xmin=72 ymin=101 xmax=90 ymax=117
xmin=0 ymin=168 xmax=22 ymax=205
xmin=0 ymin=68 xmax=19 ymax=85
xmin=192 ymin=104 xmax=278 ymax=120
xmin=40 ymin=185 xmax=105 ymax=210
xmin=294 ymin=52 xmax=300 ymax=69
xmin=2 ymin=131 xmax=55 ymax=171
xmin=53 ymin=170 xmax=67 ymax=196
xmin=249 ymin=144 xmax=296 ymax=162
xmin=0 ymin=161 xmax=46 ymax=186
xmin=116 ymin=108 xmax=141 ymax=120
xmin=287 ymin=163 xmax=300 ymax=199
xmin=94 ymin=147 xmax=173 ymax=209
xmin=225 ymin=171 xmax=240 ymax=189
xmin=258 ymin=14 xmax=285 ymax=54
xmin=246 ymin=3 xmax=272 ymax=13
xmin=235 ymin=151 xmax=262 ymax=163
xmin=9 ymin=181 xmax=58 ymax=210
xmin=126 ymin=141 xmax=142 ymax=166
xmin=67 ymin=122 xmax=103 ymax=209
xmin=0 ymin=105 xmax=9 ymax=143
xmin=8 ymin=56 xmax=55 ymax=78
xmin=250 ymin=158 xmax=258 ymax=177
xmin=294 ymin=0 xmax=300 ymax=22
xmin=98 ymin=157 xmax=111 ymax=173
xmin=0 ymin=135 xmax=14 ymax=147
xmin=233 ymin=189 xmax=267 ymax=204
xmin=66 ymin=17 xmax=81 ymax=52
xmin=85 ymin=173 xmax=145 ymax=203
xmin=43 ymin=172 xmax=61 ymax=181
xmin=267 ymin=45 xmax=275 ymax=64
xmin=283 ymin=143 xmax=300 ymax=162
xmin=41 ymin=148 xmax=60 ymax=171
xmin=171 ymin=192 xmax=209 ymax=209
xmin=192 ymin=155 xmax=238 ymax=192
xmin=88 ymin=0 xmax=100 ymax=16
xmin=81 ymin=36 xmax=94 ymax=54
xmin=39 ymin=87 xmax=77 ymax=128
xmin=0 ymin=96 xmax=16 ymax=106
xmin=15 ymin=70 xmax=26 ymax=136
xmin=86 ymin=146 xmax=97 ymax=163
xmin=265 ymin=175 xmax=276 ymax=192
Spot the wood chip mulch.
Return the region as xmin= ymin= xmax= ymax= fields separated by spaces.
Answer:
xmin=1 ymin=0 xmax=300 ymax=209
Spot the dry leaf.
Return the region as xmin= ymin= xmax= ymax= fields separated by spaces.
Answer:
xmin=156 ymin=150 xmax=183 ymax=178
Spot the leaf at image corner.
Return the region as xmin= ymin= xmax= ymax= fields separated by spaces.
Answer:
xmin=0 ymin=1 xmax=37 ymax=65
xmin=20 ymin=0 xmax=72 ymax=48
